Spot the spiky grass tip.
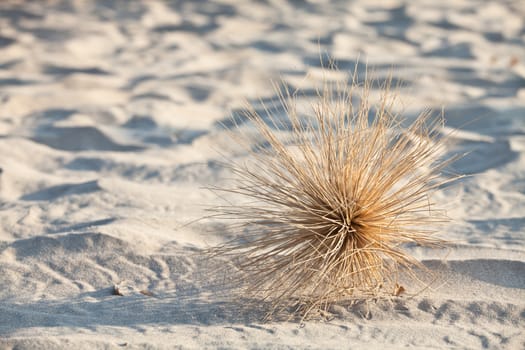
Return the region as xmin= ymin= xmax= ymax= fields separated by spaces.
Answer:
xmin=211 ymin=67 xmax=459 ymax=319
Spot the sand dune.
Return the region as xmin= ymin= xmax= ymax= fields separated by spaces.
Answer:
xmin=0 ymin=0 xmax=524 ymax=349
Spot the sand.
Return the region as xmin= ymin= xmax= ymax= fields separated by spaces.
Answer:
xmin=0 ymin=0 xmax=524 ymax=349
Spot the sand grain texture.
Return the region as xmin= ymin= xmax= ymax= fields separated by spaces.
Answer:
xmin=0 ymin=1 xmax=524 ymax=349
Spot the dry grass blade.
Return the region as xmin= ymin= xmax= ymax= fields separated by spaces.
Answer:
xmin=209 ymin=66 xmax=461 ymax=320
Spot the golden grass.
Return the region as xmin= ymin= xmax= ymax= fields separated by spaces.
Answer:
xmin=210 ymin=67 xmax=461 ymax=319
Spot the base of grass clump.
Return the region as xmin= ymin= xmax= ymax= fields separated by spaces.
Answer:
xmin=209 ymin=65 xmax=461 ymax=320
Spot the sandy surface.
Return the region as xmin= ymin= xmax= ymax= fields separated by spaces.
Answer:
xmin=0 ymin=0 xmax=524 ymax=349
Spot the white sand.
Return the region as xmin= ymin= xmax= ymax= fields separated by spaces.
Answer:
xmin=0 ymin=0 xmax=524 ymax=349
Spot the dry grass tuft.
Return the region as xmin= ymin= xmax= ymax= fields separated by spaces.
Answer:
xmin=210 ymin=66 xmax=461 ymax=319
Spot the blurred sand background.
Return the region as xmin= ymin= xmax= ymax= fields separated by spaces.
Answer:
xmin=0 ymin=0 xmax=524 ymax=349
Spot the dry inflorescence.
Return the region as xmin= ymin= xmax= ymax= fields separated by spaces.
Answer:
xmin=210 ymin=67 xmax=460 ymax=319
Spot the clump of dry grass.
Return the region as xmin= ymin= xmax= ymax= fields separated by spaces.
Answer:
xmin=210 ymin=67 xmax=460 ymax=319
